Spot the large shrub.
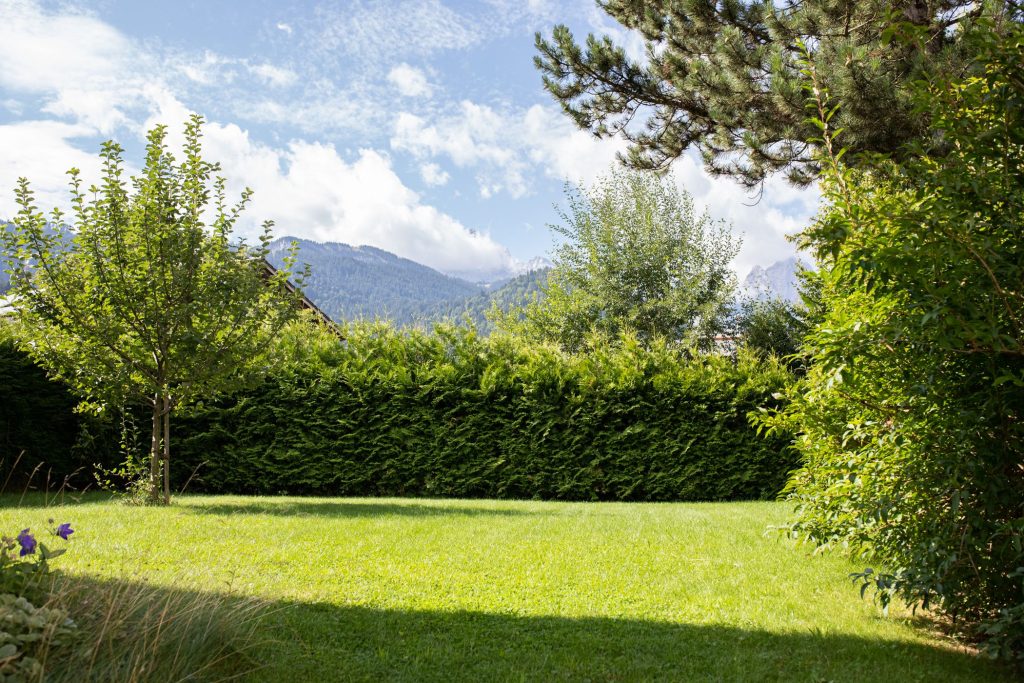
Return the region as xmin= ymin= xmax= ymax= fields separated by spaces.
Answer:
xmin=763 ymin=28 xmax=1024 ymax=659
xmin=173 ymin=321 xmax=795 ymax=502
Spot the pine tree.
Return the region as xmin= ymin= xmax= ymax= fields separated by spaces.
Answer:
xmin=535 ymin=0 xmax=1022 ymax=187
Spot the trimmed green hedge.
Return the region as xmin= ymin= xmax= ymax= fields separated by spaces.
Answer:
xmin=174 ymin=323 xmax=796 ymax=501
xmin=0 ymin=331 xmax=116 ymax=489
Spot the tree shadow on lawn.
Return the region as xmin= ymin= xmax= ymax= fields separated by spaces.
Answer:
xmin=249 ymin=599 xmax=1020 ymax=683
xmin=180 ymin=498 xmax=534 ymax=519
xmin=41 ymin=573 xmax=1017 ymax=683
xmin=0 ymin=491 xmax=119 ymax=509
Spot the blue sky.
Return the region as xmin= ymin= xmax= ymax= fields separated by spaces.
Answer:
xmin=0 ymin=0 xmax=816 ymax=282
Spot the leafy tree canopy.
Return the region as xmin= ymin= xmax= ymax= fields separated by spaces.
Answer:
xmin=502 ymin=168 xmax=737 ymax=351
xmin=536 ymin=0 xmax=1022 ymax=187
xmin=0 ymin=115 xmax=303 ymax=504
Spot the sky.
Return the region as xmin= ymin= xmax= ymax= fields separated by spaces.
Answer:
xmin=0 ymin=0 xmax=818 ymax=282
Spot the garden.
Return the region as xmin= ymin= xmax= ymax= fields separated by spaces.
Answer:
xmin=0 ymin=496 xmax=1015 ymax=681
xmin=1 ymin=3 xmax=1023 ymax=682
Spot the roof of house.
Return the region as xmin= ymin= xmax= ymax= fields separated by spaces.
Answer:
xmin=260 ymin=259 xmax=337 ymax=330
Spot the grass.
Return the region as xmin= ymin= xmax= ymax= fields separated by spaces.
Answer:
xmin=0 ymin=494 xmax=1015 ymax=682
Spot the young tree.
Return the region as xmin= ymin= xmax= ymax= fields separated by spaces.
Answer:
xmin=535 ymin=1 xmax=1022 ymax=187
xmin=1 ymin=115 xmax=303 ymax=504
xmin=504 ymin=168 xmax=738 ymax=351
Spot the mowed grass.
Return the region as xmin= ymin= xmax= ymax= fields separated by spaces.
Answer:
xmin=0 ymin=494 xmax=1014 ymax=682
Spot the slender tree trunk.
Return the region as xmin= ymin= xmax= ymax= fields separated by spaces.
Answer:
xmin=150 ymin=399 xmax=161 ymax=503
xmin=162 ymin=395 xmax=171 ymax=505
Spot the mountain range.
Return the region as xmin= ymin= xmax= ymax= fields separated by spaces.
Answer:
xmin=2 ymin=227 xmax=805 ymax=326
xmin=267 ymin=237 xmax=551 ymax=327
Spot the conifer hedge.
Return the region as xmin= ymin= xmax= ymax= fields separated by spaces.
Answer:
xmin=173 ymin=322 xmax=796 ymax=501
xmin=0 ymin=331 xmax=116 ymax=487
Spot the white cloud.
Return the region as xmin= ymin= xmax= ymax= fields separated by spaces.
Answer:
xmin=276 ymin=22 xmax=293 ymax=35
xmin=420 ymin=162 xmax=449 ymax=186
xmin=522 ymin=104 xmax=626 ymax=187
xmin=392 ymin=103 xmax=529 ymax=197
xmin=391 ymin=101 xmax=626 ymax=198
xmin=392 ymin=94 xmax=817 ymax=275
xmin=249 ymin=63 xmax=298 ymax=88
xmin=308 ymin=0 xmax=480 ymax=66
xmin=0 ymin=0 xmax=148 ymax=135
xmin=0 ymin=1 xmax=135 ymax=95
xmin=387 ymin=64 xmax=433 ymax=98
xmin=0 ymin=121 xmax=107 ymax=219
xmin=167 ymin=119 xmax=515 ymax=279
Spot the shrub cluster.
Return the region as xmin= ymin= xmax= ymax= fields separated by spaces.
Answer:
xmin=760 ymin=28 xmax=1024 ymax=659
xmin=173 ymin=322 xmax=796 ymax=501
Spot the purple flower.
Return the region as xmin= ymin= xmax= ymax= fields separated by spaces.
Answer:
xmin=17 ymin=529 xmax=36 ymax=556
xmin=56 ymin=523 xmax=74 ymax=540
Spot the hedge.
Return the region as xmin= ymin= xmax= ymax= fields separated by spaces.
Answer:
xmin=172 ymin=322 xmax=796 ymax=501
xmin=0 ymin=332 xmax=117 ymax=490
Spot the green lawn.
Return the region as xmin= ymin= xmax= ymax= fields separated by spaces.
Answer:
xmin=0 ymin=495 xmax=1014 ymax=682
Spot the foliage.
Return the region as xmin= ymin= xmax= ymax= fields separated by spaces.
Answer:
xmin=171 ymin=319 xmax=794 ymax=501
xmin=761 ymin=25 xmax=1024 ymax=659
xmin=0 ymin=325 xmax=117 ymax=489
xmin=535 ymin=0 xmax=1022 ymax=186
xmin=430 ymin=268 xmax=550 ymax=334
xmin=44 ymin=577 xmax=266 ymax=683
xmin=0 ymin=522 xmax=73 ymax=605
xmin=501 ymin=168 xmax=737 ymax=352
xmin=0 ymin=115 xmax=303 ymax=504
xmin=730 ymin=296 xmax=808 ymax=368
xmin=0 ymin=594 xmax=77 ymax=682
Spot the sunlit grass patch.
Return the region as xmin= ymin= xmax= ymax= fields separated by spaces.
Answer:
xmin=0 ymin=495 xmax=1014 ymax=682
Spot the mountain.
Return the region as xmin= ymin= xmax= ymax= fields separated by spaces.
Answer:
xmin=742 ymin=256 xmax=805 ymax=303
xmin=426 ymin=268 xmax=550 ymax=333
xmin=267 ymin=237 xmax=486 ymax=325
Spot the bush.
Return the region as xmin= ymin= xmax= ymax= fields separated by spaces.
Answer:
xmin=762 ymin=27 xmax=1024 ymax=659
xmin=173 ymin=321 xmax=796 ymax=502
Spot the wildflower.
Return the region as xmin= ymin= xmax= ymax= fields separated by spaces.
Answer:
xmin=56 ymin=523 xmax=74 ymax=540
xmin=17 ymin=529 xmax=36 ymax=556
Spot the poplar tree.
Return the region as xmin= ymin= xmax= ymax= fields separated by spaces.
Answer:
xmin=535 ymin=0 xmax=1022 ymax=187
xmin=506 ymin=168 xmax=737 ymax=351
xmin=1 ymin=115 xmax=303 ymax=504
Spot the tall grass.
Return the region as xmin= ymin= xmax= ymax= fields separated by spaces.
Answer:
xmin=4 ymin=574 xmax=267 ymax=682
xmin=57 ymin=577 xmax=265 ymax=682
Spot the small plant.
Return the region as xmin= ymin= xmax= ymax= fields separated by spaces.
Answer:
xmin=0 ymin=521 xmax=74 ymax=602
xmin=0 ymin=521 xmax=77 ymax=682
xmin=45 ymin=578 xmax=267 ymax=683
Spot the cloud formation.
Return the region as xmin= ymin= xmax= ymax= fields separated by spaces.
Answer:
xmin=387 ymin=64 xmax=433 ymax=98
xmin=0 ymin=0 xmax=522 ymax=280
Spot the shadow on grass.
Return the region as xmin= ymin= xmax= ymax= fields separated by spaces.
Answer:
xmin=0 ymin=491 xmax=118 ymax=509
xmin=262 ymin=601 xmax=1017 ymax=683
xmin=39 ymin=573 xmax=1018 ymax=683
xmin=180 ymin=499 xmax=532 ymax=519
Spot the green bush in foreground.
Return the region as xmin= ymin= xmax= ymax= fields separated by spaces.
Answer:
xmin=762 ymin=27 xmax=1024 ymax=659
xmin=174 ymin=321 xmax=795 ymax=501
